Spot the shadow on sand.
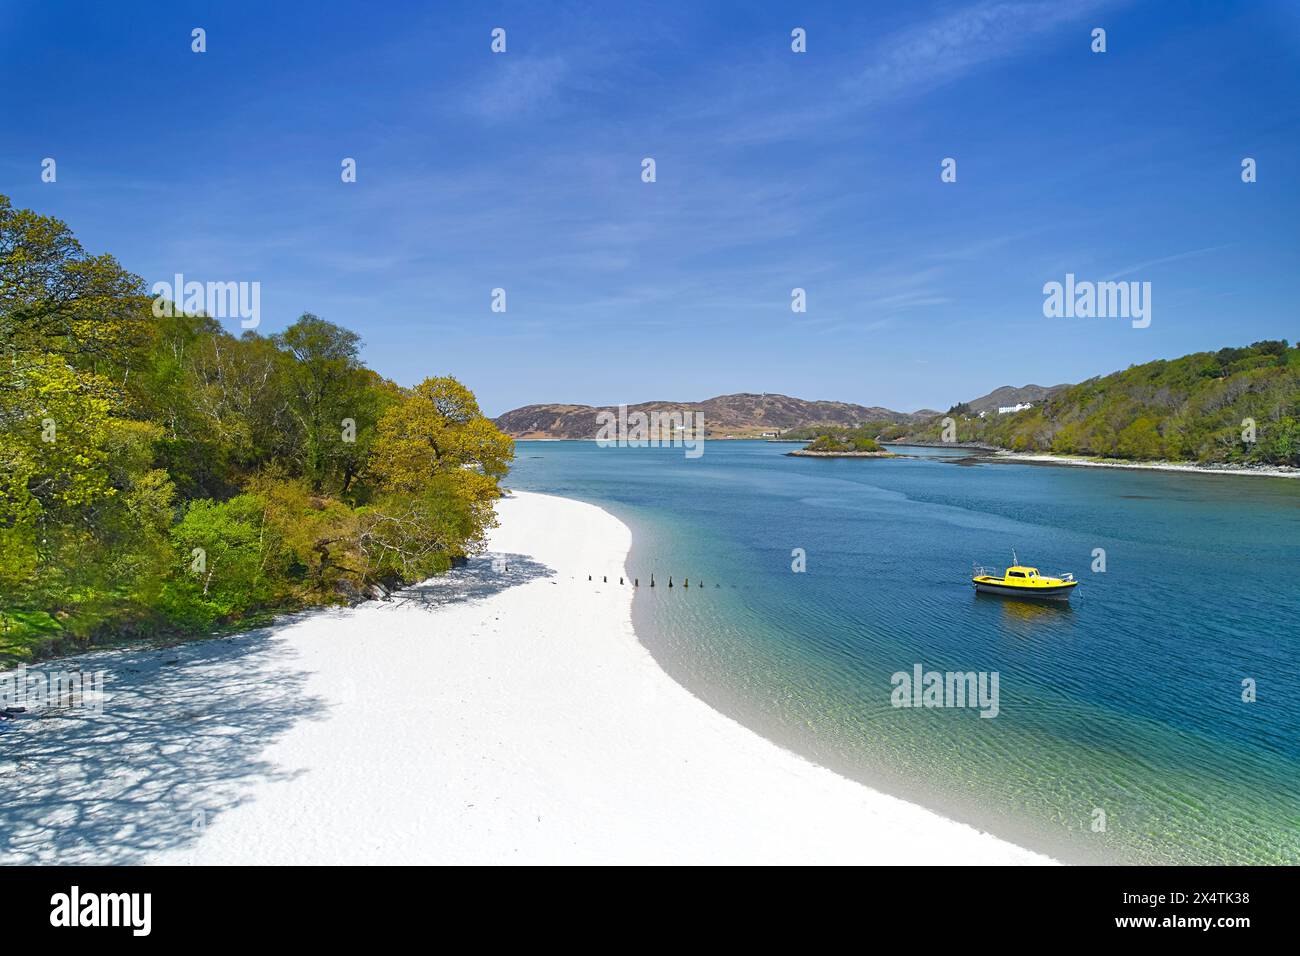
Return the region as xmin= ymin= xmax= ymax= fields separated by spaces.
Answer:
xmin=384 ymin=553 xmax=552 ymax=612
xmin=0 ymin=552 xmax=551 ymax=864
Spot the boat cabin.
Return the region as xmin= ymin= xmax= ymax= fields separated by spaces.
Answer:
xmin=1004 ymin=566 xmax=1040 ymax=579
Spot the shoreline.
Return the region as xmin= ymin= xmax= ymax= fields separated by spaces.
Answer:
xmin=884 ymin=443 xmax=1300 ymax=479
xmin=988 ymin=450 xmax=1300 ymax=479
xmin=0 ymin=490 xmax=1052 ymax=865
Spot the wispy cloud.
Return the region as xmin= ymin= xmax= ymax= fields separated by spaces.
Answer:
xmin=698 ymin=0 xmax=1122 ymax=146
xmin=462 ymin=56 xmax=571 ymax=120
xmin=848 ymin=0 xmax=1114 ymax=104
xmin=1103 ymin=244 xmax=1233 ymax=280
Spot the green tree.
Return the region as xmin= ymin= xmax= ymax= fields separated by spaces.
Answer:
xmin=1262 ymin=417 xmax=1300 ymax=465
xmin=0 ymin=194 xmax=151 ymax=379
xmin=0 ymin=194 xmax=514 ymax=661
xmin=272 ymin=314 xmax=377 ymax=493
xmin=164 ymin=494 xmax=290 ymax=626
xmin=1117 ymin=417 xmax=1164 ymax=459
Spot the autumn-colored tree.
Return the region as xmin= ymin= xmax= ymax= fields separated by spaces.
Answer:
xmin=363 ymin=377 xmax=514 ymax=578
xmin=370 ymin=376 xmax=512 ymax=487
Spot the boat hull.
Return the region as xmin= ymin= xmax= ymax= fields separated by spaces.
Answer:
xmin=973 ymin=580 xmax=1076 ymax=601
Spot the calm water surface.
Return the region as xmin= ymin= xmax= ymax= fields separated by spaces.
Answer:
xmin=507 ymin=440 xmax=1300 ymax=863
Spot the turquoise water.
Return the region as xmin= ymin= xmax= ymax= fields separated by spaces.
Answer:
xmin=507 ymin=441 xmax=1300 ymax=864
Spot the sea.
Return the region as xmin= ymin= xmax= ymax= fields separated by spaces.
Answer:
xmin=506 ymin=440 xmax=1300 ymax=864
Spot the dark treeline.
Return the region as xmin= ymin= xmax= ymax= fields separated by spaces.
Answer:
xmin=0 ymin=195 xmax=512 ymax=662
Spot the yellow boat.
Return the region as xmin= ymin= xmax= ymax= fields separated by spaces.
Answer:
xmin=972 ymin=555 xmax=1078 ymax=601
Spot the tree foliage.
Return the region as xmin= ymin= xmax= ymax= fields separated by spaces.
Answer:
xmin=805 ymin=433 xmax=883 ymax=453
xmin=0 ymin=195 xmax=513 ymax=662
xmin=911 ymin=342 xmax=1300 ymax=465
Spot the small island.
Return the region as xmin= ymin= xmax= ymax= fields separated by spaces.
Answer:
xmin=786 ymin=431 xmax=899 ymax=458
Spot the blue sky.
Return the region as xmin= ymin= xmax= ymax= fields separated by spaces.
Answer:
xmin=3 ymin=0 xmax=1298 ymax=415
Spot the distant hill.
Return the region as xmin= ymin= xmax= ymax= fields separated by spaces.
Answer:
xmin=957 ymin=383 xmax=1070 ymax=417
xmin=908 ymin=341 xmax=1300 ymax=465
xmin=495 ymin=393 xmax=936 ymax=439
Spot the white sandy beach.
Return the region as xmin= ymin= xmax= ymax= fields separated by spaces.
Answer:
xmin=0 ymin=491 xmax=1051 ymax=865
xmin=991 ymin=451 xmax=1300 ymax=478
